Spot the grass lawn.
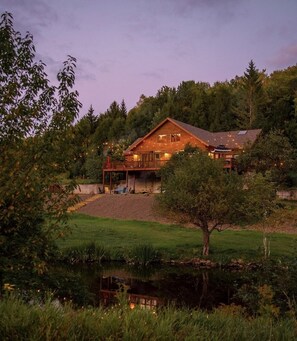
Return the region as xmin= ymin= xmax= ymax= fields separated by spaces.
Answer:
xmin=58 ymin=213 xmax=297 ymax=262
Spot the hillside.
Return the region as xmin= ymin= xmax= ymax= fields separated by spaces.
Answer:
xmin=77 ymin=194 xmax=297 ymax=234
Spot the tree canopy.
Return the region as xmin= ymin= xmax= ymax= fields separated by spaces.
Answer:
xmin=158 ymin=147 xmax=277 ymax=256
xmin=67 ymin=59 xmax=297 ymax=184
xmin=0 ymin=12 xmax=81 ymax=272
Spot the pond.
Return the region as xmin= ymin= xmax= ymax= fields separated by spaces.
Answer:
xmin=3 ymin=261 xmax=296 ymax=313
xmin=37 ymin=261 xmax=297 ymax=313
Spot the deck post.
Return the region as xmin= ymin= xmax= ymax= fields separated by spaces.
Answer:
xmin=109 ymin=171 xmax=112 ymax=194
xmin=103 ymin=170 xmax=105 ymax=193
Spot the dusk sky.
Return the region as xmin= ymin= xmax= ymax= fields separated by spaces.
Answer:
xmin=1 ymin=0 xmax=297 ymax=118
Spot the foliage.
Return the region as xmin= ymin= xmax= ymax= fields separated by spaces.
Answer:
xmin=124 ymin=244 xmax=161 ymax=266
xmin=237 ymin=130 xmax=296 ymax=185
xmin=158 ymin=148 xmax=277 ymax=255
xmin=263 ymin=65 xmax=297 ymax=145
xmin=84 ymin=149 xmax=104 ymax=181
xmin=1 ymin=295 xmax=297 ymax=340
xmin=61 ymin=242 xmax=110 ymax=263
xmin=68 ymin=100 xmax=128 ymax=179
xmin=240 ymin=172 xmax=277 ymax=223
xmin=0 ymin=12 xmax=81 ymax=272
xmin=63 ymin=60 xmax=297 ymax=186
xmin=234 ymin=60 xmax=267 ymax=129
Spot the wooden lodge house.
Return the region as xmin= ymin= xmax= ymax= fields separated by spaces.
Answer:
xmin=103 ymin=117 xmax=261 ymax=193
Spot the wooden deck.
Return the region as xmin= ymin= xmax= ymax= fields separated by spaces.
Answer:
xmin=103 ymin=158 xmax=236 ymax=172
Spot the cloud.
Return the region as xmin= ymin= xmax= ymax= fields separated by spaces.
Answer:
xmin=154 ymin=0 xmax=242 ymax=21
xmin=76 ymin=58 xmax=97 ymax=81
xmin=267 ymin=43 xmax=297 ymax=69
xmin=1 ymin=0 xmax=58 ymax=30
xmin=96 ymin=59 xmax=117 ymax=74
xmin=141 ymin=71 xmax=163 ymax=81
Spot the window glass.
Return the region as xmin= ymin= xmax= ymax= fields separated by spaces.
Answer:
xmin=157 ymin=134 xmax=167 ymax=143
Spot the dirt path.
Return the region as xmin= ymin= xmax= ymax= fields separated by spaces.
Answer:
xmin=77 ymin=194 xmax=173 ymax=223
xmin=77 ymin=193 xmax=297 ymax=233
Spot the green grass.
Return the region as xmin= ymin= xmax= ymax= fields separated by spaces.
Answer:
xmin=59 ymin=213 xmax=297 ymax=262
xmin=1 ymin=295 xmax=297 ymax=341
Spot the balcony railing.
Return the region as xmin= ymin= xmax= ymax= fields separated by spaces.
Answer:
xmin=104 ymin=157 xmax=236 ymax=171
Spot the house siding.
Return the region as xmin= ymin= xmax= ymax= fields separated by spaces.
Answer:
xmin=127 ymin=120 xmax=207 ymax=160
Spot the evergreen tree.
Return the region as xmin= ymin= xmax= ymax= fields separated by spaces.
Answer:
xmin=120 ymin=99 xmax=127 ymax=118
xmin=85 ymin=105 xmax=98 ymax=134
xmin=235 ymin=60 xmax=266 ymax=129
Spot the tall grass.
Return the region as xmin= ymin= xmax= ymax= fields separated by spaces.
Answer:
xmin=62 ymin=242 xmax=161 ymax=266
xmin=61 ymin=242 xmax=110 ymax=263
xmin=124 ymin=244 xmax=161 ymax=265
xmin=1 ymin=295 xmax=297 ymax=340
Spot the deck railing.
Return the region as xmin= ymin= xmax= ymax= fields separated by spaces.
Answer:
xmin=104 ymin=158 xmax=236 ymax=170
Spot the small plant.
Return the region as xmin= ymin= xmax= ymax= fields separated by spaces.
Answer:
xmin=258 ymin=284 xmax=280 ymax=318
xmin=62 ymin=242 xmax=109 ymax=263
xmin=124 ymin=244 xmax=161 ymax=266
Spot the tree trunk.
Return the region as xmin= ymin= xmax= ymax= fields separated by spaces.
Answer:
xmin=202 ymin=229 xmax=210 ymax=256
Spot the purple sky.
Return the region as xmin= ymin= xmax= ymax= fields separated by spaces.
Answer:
xmin=1 ymin=0 xmax=297 ymax=118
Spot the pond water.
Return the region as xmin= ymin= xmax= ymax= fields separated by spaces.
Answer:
xmin=41 ymin=261 xmax=296 ymax=312
xmin=3 ymin=261 xmax=296 ymax=313
xmin=63 ymin=263 xmax=238 ymax=309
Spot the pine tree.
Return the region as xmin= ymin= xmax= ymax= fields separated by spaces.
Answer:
xmin=236 ymin=60 xmax=266 ymax=128
xmin=120 ymin=99 xmax=127 ymax=118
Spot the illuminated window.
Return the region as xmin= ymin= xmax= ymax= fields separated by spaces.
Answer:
xmin=157 ymin=134 xmax=168 ymax=143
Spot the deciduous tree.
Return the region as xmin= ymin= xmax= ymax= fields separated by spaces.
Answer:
xmin=158 ymin=147 xmax=276 ymax=256
xmin=237 ymin=130 xmax=296 ymax=185
xmin=0 ymin=12 xmax=81 ymax=272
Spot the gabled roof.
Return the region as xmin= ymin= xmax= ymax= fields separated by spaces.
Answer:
xmin=169 ymin=118 xmax=213 ymax=147
xmin=124 ymin=117 xmax=261 ymax=153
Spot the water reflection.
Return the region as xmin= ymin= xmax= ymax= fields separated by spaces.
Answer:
xmin=61 ymin=263 xmax=241 ymax=310
xmin=3 ymin=262 xmax=296 ymax=313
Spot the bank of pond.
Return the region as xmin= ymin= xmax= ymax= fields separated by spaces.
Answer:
xmin=1 ymin=294 xmax=296 ymax=340
xmin=2 ymin=261 xmax=297 ymax=340
xmin=3 ymin=211 xmax=297 ymax=339
xmin=2 ymin=260 xmax=297 ymax=312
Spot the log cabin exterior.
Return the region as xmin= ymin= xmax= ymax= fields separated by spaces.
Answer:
xmin=103 ymin=118 xmax=261 ymax=193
